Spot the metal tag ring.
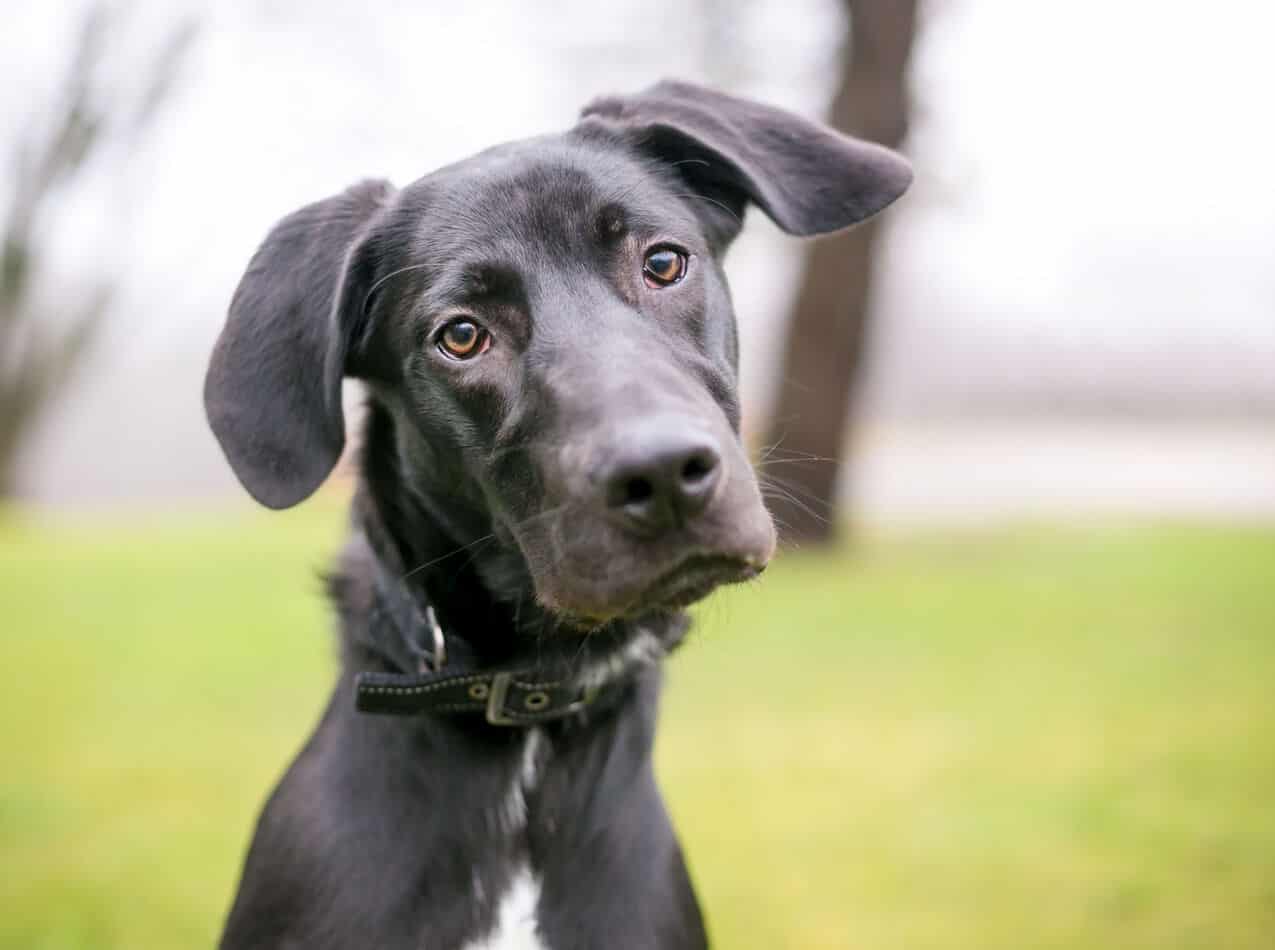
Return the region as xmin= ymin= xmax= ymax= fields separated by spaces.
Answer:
xmin=424 ymin=605 xmax=446 ymax=672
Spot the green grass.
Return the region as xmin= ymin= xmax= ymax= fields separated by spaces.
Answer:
xmin=2 ymin=507 xmax=1273 ymax=949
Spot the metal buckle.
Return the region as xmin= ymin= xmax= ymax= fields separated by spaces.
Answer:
xmin=484 ymin=676 xmax=601 ymax=727
xmin=561 ymin=683 xmax=600 ymax=717
xmin=485 ymin=672 xmax=515 ymax=725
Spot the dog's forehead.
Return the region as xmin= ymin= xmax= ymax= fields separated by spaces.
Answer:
xmin=400 ymin=136 xmax=698 ymax=259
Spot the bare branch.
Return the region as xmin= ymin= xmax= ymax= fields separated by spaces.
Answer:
xmin=0 ymin=4 xmax=196 ymax=496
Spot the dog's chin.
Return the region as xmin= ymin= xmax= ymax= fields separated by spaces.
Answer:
xmin=538 ymin=552 xmax=766 ymax=625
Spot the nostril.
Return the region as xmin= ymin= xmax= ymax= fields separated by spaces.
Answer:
xmin=599 ymin=426 xmax=724 ymax=532
xmin=620 ymin=475 xmax=654 ymax=507
xmin=680 ymin=452 xmax=716 ymax=486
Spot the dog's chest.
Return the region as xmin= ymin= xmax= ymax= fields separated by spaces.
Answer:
xmin=461 ymin=863 xmax=546 ymax=950
xmin=457 ymin=730 xmax=550 ymax=950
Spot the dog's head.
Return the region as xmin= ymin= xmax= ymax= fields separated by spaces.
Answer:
xmin=205 ymin=80 xmax=910 ymax=623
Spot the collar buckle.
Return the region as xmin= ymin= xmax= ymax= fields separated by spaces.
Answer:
xmin=484 ymin=672 xmax=515 ymax=725
xmin=563 ymin=682 xmax=602 ymax=718
xmin=484 ymin=673 xmax=602 ymax=726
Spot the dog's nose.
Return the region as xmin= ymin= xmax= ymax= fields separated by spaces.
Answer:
xmin=601 ymin=424 xmax=723 ymax=535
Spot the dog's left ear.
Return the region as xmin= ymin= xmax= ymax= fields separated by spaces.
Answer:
xmin=580 ymin=79 xmax=912 ymax=245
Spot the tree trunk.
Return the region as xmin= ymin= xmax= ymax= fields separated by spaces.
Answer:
xmin=762 ymin=0 xmax=917 ymax=543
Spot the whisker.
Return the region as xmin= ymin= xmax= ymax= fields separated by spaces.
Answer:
xmin=759 ymin=478 xmax=832 ymax=526
xmin=398 ymin=499 xmax=575 ymax=585
xmin=399 ymin=533 xmax=496 ymax=582
xmin=363 ymin=263 xmax=432 ymax=313
xmin=754 ymin=454 xmax=838 ymax=469
xmin=669 ymin=192 xmax=741 ymax=224
xmin=761 ymin=482 xmax=831 ymax=522
xmin=759 ymin=471 xmax=836 ymax=511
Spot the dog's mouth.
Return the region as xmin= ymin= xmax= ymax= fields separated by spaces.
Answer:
xmin=629 ymin=552 xmax=763 ymax=614
xmin=516 ymin=477 xmax=778 ymax=624
xmin=538 ymin=549 xmax=764 ymax=625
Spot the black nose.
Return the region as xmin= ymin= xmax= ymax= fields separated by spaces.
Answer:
xmin=601 ymin=424 xmax=724 ymax=535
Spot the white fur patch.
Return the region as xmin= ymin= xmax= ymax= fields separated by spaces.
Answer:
xmin=461 ymin=864 xmax=547 ymax=950
xmin=497 ymin=728 xmax=544 ymax=833
xmin=578 ymin=628 xmax=665 ymax=690
xmin=457 ymin=630 xmax=663 ymax=950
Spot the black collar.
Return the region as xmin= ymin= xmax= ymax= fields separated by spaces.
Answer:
xmin=354 ymin=559 xmax=618 ymax=727
xmin=355 ymin=667 xmax=607 ymax=725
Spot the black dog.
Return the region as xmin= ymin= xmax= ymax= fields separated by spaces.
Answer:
xmin=205 ymin=79 xmax=909 ymax=949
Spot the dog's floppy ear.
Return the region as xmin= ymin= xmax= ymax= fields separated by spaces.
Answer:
xmin=204 ymin=178 xmax=395 ymax=510
xmin=580 ymin=79 xmax=912 ymax=244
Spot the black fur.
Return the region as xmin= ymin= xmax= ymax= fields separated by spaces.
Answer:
xmin=205 ymin=79 xmax=910 ymax=949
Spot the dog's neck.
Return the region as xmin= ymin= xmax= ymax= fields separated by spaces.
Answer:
xmin=332 ymin=400 xmax=689 ymax=698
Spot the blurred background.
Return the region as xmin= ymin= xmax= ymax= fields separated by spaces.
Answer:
xmin=2 ymin=1 xmax=1272 ymax=947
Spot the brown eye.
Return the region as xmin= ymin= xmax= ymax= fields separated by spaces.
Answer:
xmin=642 ymin=247 xmax=688 ymax=287
xmin=437 ymin=319 xmax=489 ymax=360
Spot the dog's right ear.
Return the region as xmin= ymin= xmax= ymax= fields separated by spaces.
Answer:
xmin=204 ymin=179 xmax=395 ymax=510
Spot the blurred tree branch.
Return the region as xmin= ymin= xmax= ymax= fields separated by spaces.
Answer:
xmin=762 ymin=0 xmax=917 ymax=544
xmin=0 ymin=4 xmax=195 ymax=497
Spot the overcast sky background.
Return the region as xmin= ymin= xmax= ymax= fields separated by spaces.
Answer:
xmin=4 ymin=0 xmax=1273 ymax=510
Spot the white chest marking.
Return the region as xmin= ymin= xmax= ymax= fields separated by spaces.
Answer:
xmin=497 ymin=728 xmax=544 ymax=833
xmin=453 ymin=629 xmax=663 ymax=950
xmin=461 ymin=863 xmax=547 ymax=950
xmin=461 ymin=731 xmax=549 ymax=949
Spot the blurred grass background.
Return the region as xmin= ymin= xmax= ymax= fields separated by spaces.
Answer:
xmin=2 ymin=504 xmax=1273 ymax=949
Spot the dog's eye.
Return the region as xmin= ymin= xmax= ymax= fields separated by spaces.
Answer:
xmin=437 ymin=319 xmax=490 ymax=360
xmin=642 ymin=247 xmax=688 ymax=288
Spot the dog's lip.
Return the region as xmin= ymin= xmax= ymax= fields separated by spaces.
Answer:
xmin=634 ymin=551 xmax=764 ymax=612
